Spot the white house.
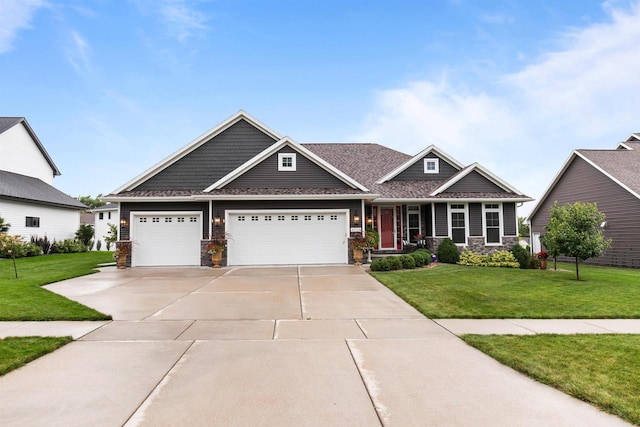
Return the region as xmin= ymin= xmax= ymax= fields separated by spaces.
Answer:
xmin=91 ymin=203 xmax=118 ymax=250
xmin=0 ymin=117 xmax=86 ymax=242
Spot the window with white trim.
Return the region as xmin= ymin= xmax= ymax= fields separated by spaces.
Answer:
xmin=407 ymin=205 xmax=421 ymax=242
xmin=450 ymin=204 xmax=466 ymax=244
xmin=278 ymin=153 xmax=297 ymax=171
xmin=424 ymin=158 xmax=439 ymax=174
xmin=485 ymin=203 xmax=501 ymax=244
xmin=25 ymin=216 xmax=40 ymax=228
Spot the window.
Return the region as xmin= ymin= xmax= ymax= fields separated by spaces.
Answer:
xmin=237 ymin=216 xmax=245 ymax=221
xmin=278 ymin=153 xmax=297 ymax=171
xmin=485 ymin=203 xmax=501 ymax=244
xmin=407 ymin=205 xmax=421 ymax=242
xmin=99 ymin=213 xmax=104 ymax=220
xmin=278 ymin=215 xmax=285 ymax=221
xmin=25 ymin=216 xmax=40 ymax=228
xmin=264 ymin=215 xmax=272 ymax=221
xmin=108 ymin=212 xmax=112 ymax=220
xmin=424 ymin=158 xmax=439 ymax=174
xmin=450 ymin=204 xmax=466 ymax=244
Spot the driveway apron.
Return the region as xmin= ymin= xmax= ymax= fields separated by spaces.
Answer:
xmin=0 ymin=266 xmax=630 ymax=426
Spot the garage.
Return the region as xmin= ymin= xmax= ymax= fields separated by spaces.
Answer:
xmin=131 ymin=212 xmax=202 ymax=267
xmin=226 ymin=209 xmax=348 ymax=265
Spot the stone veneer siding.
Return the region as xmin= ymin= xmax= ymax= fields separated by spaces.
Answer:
xmin=428 ymin=236 xmax=519 ymax=258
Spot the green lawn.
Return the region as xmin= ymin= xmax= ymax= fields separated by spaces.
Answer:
xmin=463 ymin=334 xmax=640 ymax=426
xmin=0 ymin=336 xmax=73 ymax=376
xmin=0 ymin=252 xmax=113 ymax=320
xmin=371 ymin=263 xmax=640 ymax=318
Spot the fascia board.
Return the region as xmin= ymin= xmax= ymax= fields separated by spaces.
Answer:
xmin=18 ymin=119 xmax=61 ymax=176
xmin=101 ymin=196 xmax=197 ymax=203
xmin=617 ymin=142 xmax=633 ymax=150
xmin=205 ymin=137 xmax=369 ymax=192
xmin=372 ymin=196 xmax=534 ymax=204
xmin=193 ymin=193 xmax=378 ymax=200
xmin=111 ymin=111 xmax=282 ymax=194
xmin=376 ymin=145 xmax=464 ymax=184
xmin=625 ymin=133 xmax=640 ymax=142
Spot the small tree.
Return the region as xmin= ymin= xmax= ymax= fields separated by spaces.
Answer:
xmin=517 ymin=217 xmax=530 ymax=237
xmin=104 ymin=223 xmax=118 ymax=251
xmin=542 ymin=202 xmax=611 ymax=280
xmin=437 ymin=238 xmax=460 ymax=264
xmin=75 ymin=224 xmax=95 ymax=249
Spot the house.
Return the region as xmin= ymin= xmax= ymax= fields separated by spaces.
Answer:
xmin=0 ymin=117 xmax=86 ymax=241
xmin=104 ymin=111 xmax=532 ymax=267
xmin=529 ymin=133 xmax=640 ymax=268
xmin=90 ymin=203 xmax=119 ymax=250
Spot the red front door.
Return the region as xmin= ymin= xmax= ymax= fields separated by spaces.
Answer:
xmin=380 ymin=207 xmax=395 ymax=249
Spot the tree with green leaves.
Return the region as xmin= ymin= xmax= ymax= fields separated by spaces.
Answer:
xmin=517 ymin=217 xmax=530 ymax=237
xmin=76 ymin=194 xmax=106 ymax=209
xmin=75 ymin=224 xmax=95 ymax=249
xmin=541 ymin=201 xmax=611 ymax=280
xmin=104 ymin=223 xmax=118 ymax=251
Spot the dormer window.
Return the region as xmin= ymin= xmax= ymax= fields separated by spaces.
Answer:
xmin=424 ymin=158 xmax=439 ymax=174
xmin=278 ymin=153 xmax=296 ymax=171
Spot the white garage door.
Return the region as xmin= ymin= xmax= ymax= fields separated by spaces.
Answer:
xmin=131 ymin=213 xmax=201 ymax=267
xmin=227 ymin=210 xmax=348 ymax=265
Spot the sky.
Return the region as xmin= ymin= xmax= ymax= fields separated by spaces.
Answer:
xmin=1 ymin=0 xmax=640 ymax=216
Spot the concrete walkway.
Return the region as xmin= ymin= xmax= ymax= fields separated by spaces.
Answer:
xmin=0 ymin=266 xmax=633 ymax=426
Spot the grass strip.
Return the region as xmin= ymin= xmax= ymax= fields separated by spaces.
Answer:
xmin=0 ymin=336 xmax=73 ymax=376
xmin=462 ymin=334 xmax=640 ymax=425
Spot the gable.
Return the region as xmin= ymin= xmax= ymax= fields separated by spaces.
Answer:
xmin=442 ymin=170 xmax=507 ymax=193
xmin=133 ymin=119 xmax=278 ymax=191
xmin=391 ymin=153 xmax=459 ymax=181
xmin=0 ymin=119 xmax=59 ymax=184
xmin=223 ymin=145 xmax=351 ymax=189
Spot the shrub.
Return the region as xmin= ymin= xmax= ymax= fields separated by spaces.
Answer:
xmin=510 ymin=244 xmax=531 ymax=269
xmin=0 ymin=234 xmax=42 ymax=258
xmin=437 ymin=238 xmax=460 ymax=264
xmin=399 ymin=254 xmax=416 ymax=269
xmin=75 ymin=224 xmax=95 ymax=248
xmin=414 ymin=249 xmax=432 ymax=264
xmin=370 ymin=258 xmax=391 ymax=271
xmin=458 ymin=248 xmax=488 ymax=266
xmin=488 ymin=250 xmax=520 ymax=268
xmin=410 ymin=252 xmax=425 ymax=267
xmin=387 ymin=256 xmax=403 ymax=271
xmin=31 ymin=235 xmax=51 ymax=255
xmin=50 ymin=239 xmax=87 ymax=254
xmin=96 ymin=240 xmax=102 ymax=251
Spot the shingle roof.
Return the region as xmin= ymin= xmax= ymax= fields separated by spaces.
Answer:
xmin=577 ymin=145 xmax=640 ymax=195
xmin=0 ymin=170 xmax=86 ymax=209
xmin=0 ymin=117 xmax=61 ymax=176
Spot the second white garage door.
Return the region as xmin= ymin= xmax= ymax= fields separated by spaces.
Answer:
xmin=226 ymin=210 xmax=348 ymax=265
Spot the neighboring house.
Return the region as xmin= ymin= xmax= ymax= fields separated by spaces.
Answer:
xmin=0 ymin=117 xmax=86 ymax=241
xmin=529 ymin=133 xmax=640 ymax=268
xmin=104 ymin=111 xmax=532 ymax=267
xmin=91 ymin=203 xmax=118 ymax=250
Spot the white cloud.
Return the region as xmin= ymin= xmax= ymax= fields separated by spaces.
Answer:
xmin=159 ymin=0 xmax=208 ymax=42
xmin=65 ymin=30 xmax=92 ymax=76
xmin=0 ymin=0 xmax=46 ymax=53
xmin=355 ymin=1 xmax=640 ymax=216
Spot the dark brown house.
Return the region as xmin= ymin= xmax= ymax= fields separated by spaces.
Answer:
xmin=529 ymin=133 xmax=640 ymax=268
xmin=104 ymin=111 xmax=532 ymax=267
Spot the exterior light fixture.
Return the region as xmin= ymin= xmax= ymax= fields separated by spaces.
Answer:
xmin=120 ymin=217 xmax=128 ymax=228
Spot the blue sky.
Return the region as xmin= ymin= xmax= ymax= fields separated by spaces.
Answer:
xmin=2 ymin=0 xmax=640 ymax=215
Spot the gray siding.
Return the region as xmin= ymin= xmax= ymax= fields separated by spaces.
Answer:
xmin=530 ymin=156 xmax=640 ymax=268
xmin=434 ymin=203 xmax=448 ymax=236
xmin=134 ymin=120 xmax=278 ymax=191
xmin=393 ymin=153 xmax=459 ymax=181
xmin=503 ymin=202 xmax=517 ymax=236
xmin=469 ymin=203 xmax=483 ymax=236
xmin=119 ymin=202 xmax=210 ymax=240
xmin=224 ymin=147 xmax=350 ymax=189
xmin=444 ymin=171 xmax=506 ymax=193
xmin=424 ymin=203 xmax=433 ymax=237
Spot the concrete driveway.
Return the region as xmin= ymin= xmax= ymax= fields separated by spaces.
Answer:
xmin=0 ymin=266 xmax=630 ymax=426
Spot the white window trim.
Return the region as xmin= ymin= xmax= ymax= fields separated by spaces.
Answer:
xmin=448 ymin=203 xmax=468 ymax=246
xmin=278 ymin=153 xmax=297 ymax=171
xmin=406 ymin=205 xmax=422 ymax=241
xmin=482 ymin=203 xmax=503 ymax=245
xmin=424 ymin=158 xmax=439 ymax=174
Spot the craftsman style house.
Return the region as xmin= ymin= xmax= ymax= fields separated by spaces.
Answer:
xmin=529 ymin=133 xmax=640 ymax=268
xmin=0 ymin=117 xmax=86 ymax=241
xmin=105 ymin=111 xmax=532 ymax=267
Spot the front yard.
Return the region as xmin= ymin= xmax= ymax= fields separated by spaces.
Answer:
xmin=371 ymin=263 xmax=640 ymax=318
xmin=0 ymin=252 xmax=113 ymax=376
xmin=372 ymin=263 xmax=640 ymax=425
